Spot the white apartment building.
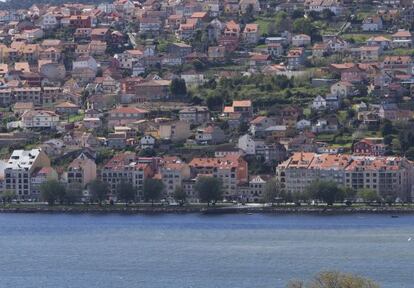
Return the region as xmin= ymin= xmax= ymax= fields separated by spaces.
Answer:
xmin=4 ymin=149 xmax=51 ymax=199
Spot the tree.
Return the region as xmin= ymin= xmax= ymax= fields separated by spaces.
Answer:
xmin=267 ymin=21 xmax=277 ymax=36
xmin=40 ymin=180 xmax=66 ymax=206
xmin=194 ymin=176 xmax=223 ymax=206
xmin=391 ymin=138 xmax=401 ymax=154
xmin=293 ymin=18 xmax=314 ymax=35
xmin=321 ymin=8 xmax=335 ymax=20
xmin=193 ymin=59 xmax=205 ymax=71
xmin=287 ymin=271 xmax=379 ymax=288
xmin=405 ymin=147 xmax=414 ymax=161
xmin=293 ymin=18 xmax=319 ymax=40
xmin=173 ymin=186 xmax=187 ymax=206
xmin=116 ymin=181 xmax=136 ymax=205
xmin=305 ymin=181 xmax=345 ymax=206
xmin=241 ymin=4 xmax=255 ymax=23
xmin=1 ymin=190 xmax=16 ymax=204
xmin=291 ymin=9 xmax=304 ymax=19
xmin=88 ymin=180 xmax=109 ymax=205
xmin=170 ymin=78 xmax=187 ymax=97
xmin=357 ymin=188 xmax=380 ymax=205
xmin=381 ymin=119 xmax=394 ymax=136
xmin=263 ymin=178 xmax=284 ymax=205
xmin=143 ymin=178 xmax=164 ymax=206
xmin=342 ymin=186 xmax=357 ymax=205
xmin=139 ymin=148 xmax=156 ymax=157
xmin=274 ymin=11 xmax=291 ymax=33
xmin=206 ymin=95 xmax=224 ymax=111
xmin=65 ymin=182 xmax=83 ymax=205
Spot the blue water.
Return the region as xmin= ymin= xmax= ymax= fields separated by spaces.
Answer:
xmin=0 ymin=213 xmax=413 ymax=288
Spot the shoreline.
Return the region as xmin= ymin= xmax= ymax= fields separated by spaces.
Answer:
xmin=1 ymin=205 xmax=414 ymax=215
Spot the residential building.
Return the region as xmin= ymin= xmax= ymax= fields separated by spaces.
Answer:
xmin=353 ymin=138 xmax=386 ymax=156
xmin=330 ymin=81 xmax=355 ymax=98
xmin=311 ymin=95 xmax=327 ymax=110
xmin=243 ymin=24 xmax=259 ymax=44
xmin=140 ymin=135 xmax=156 ymax=149
xmin=366 ymin=36 xmax=391 ymax=50
xmin=115 ymin=50 xmax=144 ymax=69
xmin=178 ymin=106 xmax=210 ymax=124
xmin=30 ymin=167 xmax=58 ymax=200
xmin=160 ymin=157 xmax=191 ymax=200
xmin=277 ymin=153 xmax=414 ymax=201
xmin=249 ymin=116 xmax=278 ymax=137
xmin=243 ymin=175 xmax=268 ymax=203
xmin=101 ymin=153 xmax=153 ymax=200
xmin=4 ymin=149 xmax=51 ymax=199
xmin=55 ymin=101 xmax=79 ymax=115
xmin=66 ymin=152 xmax=97 ymax=188
xmin=392 ymin=29 xmax=412 ymax=48
xmin=304 ymin=0 xmax=342 ymax=15
xmin=223 ymin=100 xmax=253 ymax=119
xmin=196 ymin=125 xmax=226 ymax=144
xmin=21 ymin=110 xmax=60 ymax=129
xmin=108 ymin=106 xmax=148 ymax=128
xmin=158 ymin=120 xmax=191 ymax=142
xmin=292 ymin=34 xmax=311 ymax=47
xmin=189 ymin=155 xmax=248 ymax=199
xmin=362 ymin=16 xmax=383 ymax=32
xmin=287 ymin=47 xmax=305 ymax=70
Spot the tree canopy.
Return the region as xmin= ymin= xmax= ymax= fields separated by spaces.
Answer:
xmin=88 ymin=180 xmax=109 ymax=204
xmin=40 ymin=180 xmax=66 ymax=206
xmin=194 ymin=176 xmax=223 ymax=206
xmin=143 ymin=178 xmax=164 ymax=205
xmin=1 ymin=190 xmax=16 ymax=204
xmin=305 ymin=181 xmax=345 ymax=205
xmin=287 ymin=271 xmax=379 ymax=288
xmin=357 ymin=189 xmax=380 ymax=204
xmin=173 ymin=186 xmax=187 ymax=206
xmin=263 ymin=178 xmax=285 ymax=205
xmin=65 ymin=182 xmax=83 ymax=204
xmin=116 ymin=181 xmax=136 ymax=204
xmin=170 ymin=78 xmax=187 ymax=97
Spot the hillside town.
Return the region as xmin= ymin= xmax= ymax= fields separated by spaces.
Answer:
xmin=1 ymin=0 xmax=414 ymax=205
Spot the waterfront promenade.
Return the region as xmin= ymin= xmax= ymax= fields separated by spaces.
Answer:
xmin=2 ymin=203 xmax=414 ymax=215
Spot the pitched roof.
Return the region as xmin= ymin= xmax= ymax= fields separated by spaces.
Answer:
xmin=233 ymin=100 xmax=252 ymax=107
xmin=110 ymin=106 xmax=148 ymax=114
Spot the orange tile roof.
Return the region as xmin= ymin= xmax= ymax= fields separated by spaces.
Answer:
xmin=244 ymin=23 xmax=258 ymax=32
xmin=191 ymin=12 xmax=207 ymax=18
xmin=110 ymin=106 xmax=148 ymax=114
xmin=250 ymin=116 xmax=267 ymax=124
xmin=233 ymin=100 xmax=251 ymax=107
xmin=393 ymin=30 xmax=411 ymax=38
xmin=189 ymin=155 xmax=242 ymax=169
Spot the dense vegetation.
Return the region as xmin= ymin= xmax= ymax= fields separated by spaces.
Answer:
xmin=192 ymin=74 xmax=327 ymax=111
xmin=287 ymin=271 xmax=379 ymax=288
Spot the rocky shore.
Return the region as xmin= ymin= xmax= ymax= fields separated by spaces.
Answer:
xmin=1 ymin=205 xmax=414 ymax=215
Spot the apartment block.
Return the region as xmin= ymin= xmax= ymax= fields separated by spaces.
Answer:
xmin=4 ymin=149 xmax=51 ymax=199
xmin=66 ymin=152 xmax=97 ymax=188
xmin=277 ymin=152 xmax=414 ymax=201
xmin=189 ymin=155 xmax=248 ymax=200
xmin=159 ymin=156 xmax=191 ymax=200
xmin=101 ymin=153 xmax=153 ymax=200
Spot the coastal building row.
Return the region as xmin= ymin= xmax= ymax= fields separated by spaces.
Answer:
xmin=0 ymin=149 xmax=250 ymax=202
xmin=2 ymin=149 xmax=414 ymax=202
xmin=276 ymin=152 xmax=414 ymax=201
